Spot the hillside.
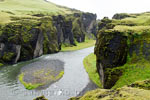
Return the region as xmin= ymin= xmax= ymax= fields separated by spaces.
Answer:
xmin=0 ymin=0 xmax=79 ymax=24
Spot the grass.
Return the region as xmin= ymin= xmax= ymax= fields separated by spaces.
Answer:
xmin=114 ymin=25 xmax=150 ymax=33
xmin=114 ymin=12 xmax=150 ymax=26
xmin=83 ymin=53 xmax=102 ymax=87
xmin=112 ymin=59 xmax=150 ymax=89
xmin=0 ymin=0 xmax=78 ymax=24
xmin=0 ymin=63 xmax=3 ymax=67
xmin=56 ymin=71 xmax=64 ymax=79
xmin=61 ymin=40 xmax=96 ymax=51
xmin=19 ymin=73 xmax=43 ymax=90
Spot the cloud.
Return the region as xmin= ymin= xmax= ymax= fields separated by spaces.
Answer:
xmin=49 ymin=0 xmax=150 ymax=19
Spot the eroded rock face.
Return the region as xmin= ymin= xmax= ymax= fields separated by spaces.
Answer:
xmin=0 ymin=13 xmax=97 ymax=65
xmin=94 ymin=30 xmax=128 ymax=89
xmin=53 ymin=15 xmax=75 ymax=46
xmin=81 ymin=13 xmax=97 ymax=36
xmin=0 ymin=43 xmax=21 ymax=64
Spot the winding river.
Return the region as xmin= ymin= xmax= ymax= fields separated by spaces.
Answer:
xmin=0 ymin=46 xmax=97 ymax=100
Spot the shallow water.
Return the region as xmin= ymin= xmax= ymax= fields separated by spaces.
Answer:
xmin=0 ymin=47 xmax=94 ymax=100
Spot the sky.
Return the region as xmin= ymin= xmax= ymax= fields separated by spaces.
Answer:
xmin=49 ymin=0 xmax=150 ymax=19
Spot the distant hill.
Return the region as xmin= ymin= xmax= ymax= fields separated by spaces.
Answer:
xmin=0 ymin=0 xmax=80 ymax=24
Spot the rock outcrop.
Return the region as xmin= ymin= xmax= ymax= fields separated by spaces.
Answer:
xmin=0 ymin=12 xmax=97 ymax=65
xmin=112 ymin=13 xmax=131 ymax=19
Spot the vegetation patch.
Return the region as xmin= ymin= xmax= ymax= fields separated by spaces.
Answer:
xmin=112 ymin=59 xmax=150 ymax=89
xmin=61 ymin=39 xmax=96 ymax=51
xmin=129 ymin=80 xmax=150 ymax=90
xmin=19 ymin=73 xmax=43 ymax=90
xmin=83 ymin=53 xmax=102 ymax=87
xmin=19 ymin=69 xmax=64 ymax=90
xmin=0 ymin=63 xmax=3 ymax=67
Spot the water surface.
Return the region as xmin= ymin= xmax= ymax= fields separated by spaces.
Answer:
xmin=0 ymin=47 xmax=95 ymax=100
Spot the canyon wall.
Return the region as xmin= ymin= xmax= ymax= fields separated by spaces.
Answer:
xmin=0 ymin=13 xmax=97 ymax=65
xmin=95 ymin=17 xmax=150 ymax=88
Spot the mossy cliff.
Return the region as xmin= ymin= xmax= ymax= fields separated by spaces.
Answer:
xmin=94 ymin=30 xmax=128 ymax=89
xmin=0 ymin=12 xmax=97 ymax=65
xmin=95 ymin=15 xmax=150 ymax=89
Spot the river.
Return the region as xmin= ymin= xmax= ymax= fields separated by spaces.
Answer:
xmin=0 ymin=46 xmax=97 ymax=100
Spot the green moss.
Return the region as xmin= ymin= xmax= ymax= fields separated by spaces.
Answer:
xmin=56 ymin=71 xmax=64 ymax=79
xmin=0 ymin=63 xmax=3 ymax=67
xmin=104 ymin=67 xmax=124 ymax=89
xmin=2 ymin=52 xmax=15 ymax=62
xmin=72 ymin=18 xmax=83 ymax=36
xmin=40 ymin=18 xmax=59 ymax=54
xmin=83 ymin=53 xmax=102 ymax=87
xmin=129 ymin=80 xmax=150 ymax=90
xmin=19 ymin=73 xmax=43 ymax=90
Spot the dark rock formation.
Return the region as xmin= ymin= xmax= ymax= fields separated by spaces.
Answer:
xmin=53 ymin=15 xmax=75 ymax=47
xmin=112 ymin=13 xmax=130 ymax=19
xmin=0 ymin=43 xmax=21 ymax=64
xmin=94 ymin=30 xmax=128 ymax=88
xmin=98 ymin=17 xmax=115 ymax=30
xmin=81 ymin=13 xmax=97 ymax=37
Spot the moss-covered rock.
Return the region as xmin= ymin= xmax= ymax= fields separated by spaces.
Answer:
xmin=112 ymin=13 xmax=131 ymax=19
xmin=0 ymin=12 xmax=97 ymax=65
xmin=94 ymin=30 xmax=128 ymax=88
xmin=98 ymin=17 xmax=115 ymax=30
xmin=33 ymin=96 xmax=48 ymax=100
xmin=128 ymin=80 xmax=150 ymax=90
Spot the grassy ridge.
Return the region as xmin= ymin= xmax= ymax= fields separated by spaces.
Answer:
xmin=0 ymin=0 xmax=79 ymax=24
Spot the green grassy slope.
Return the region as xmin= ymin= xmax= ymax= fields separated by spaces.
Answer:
xmin=0 ymin=0 xmax=79 ymax=24
xmin=83 ymin=53 xmax=102 ymax=87
xmin=110 ymin=12 xmax=150 ymax=34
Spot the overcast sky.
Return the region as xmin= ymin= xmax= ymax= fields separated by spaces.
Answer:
xmin=49 ymin=0 xmax=150 ymax=19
